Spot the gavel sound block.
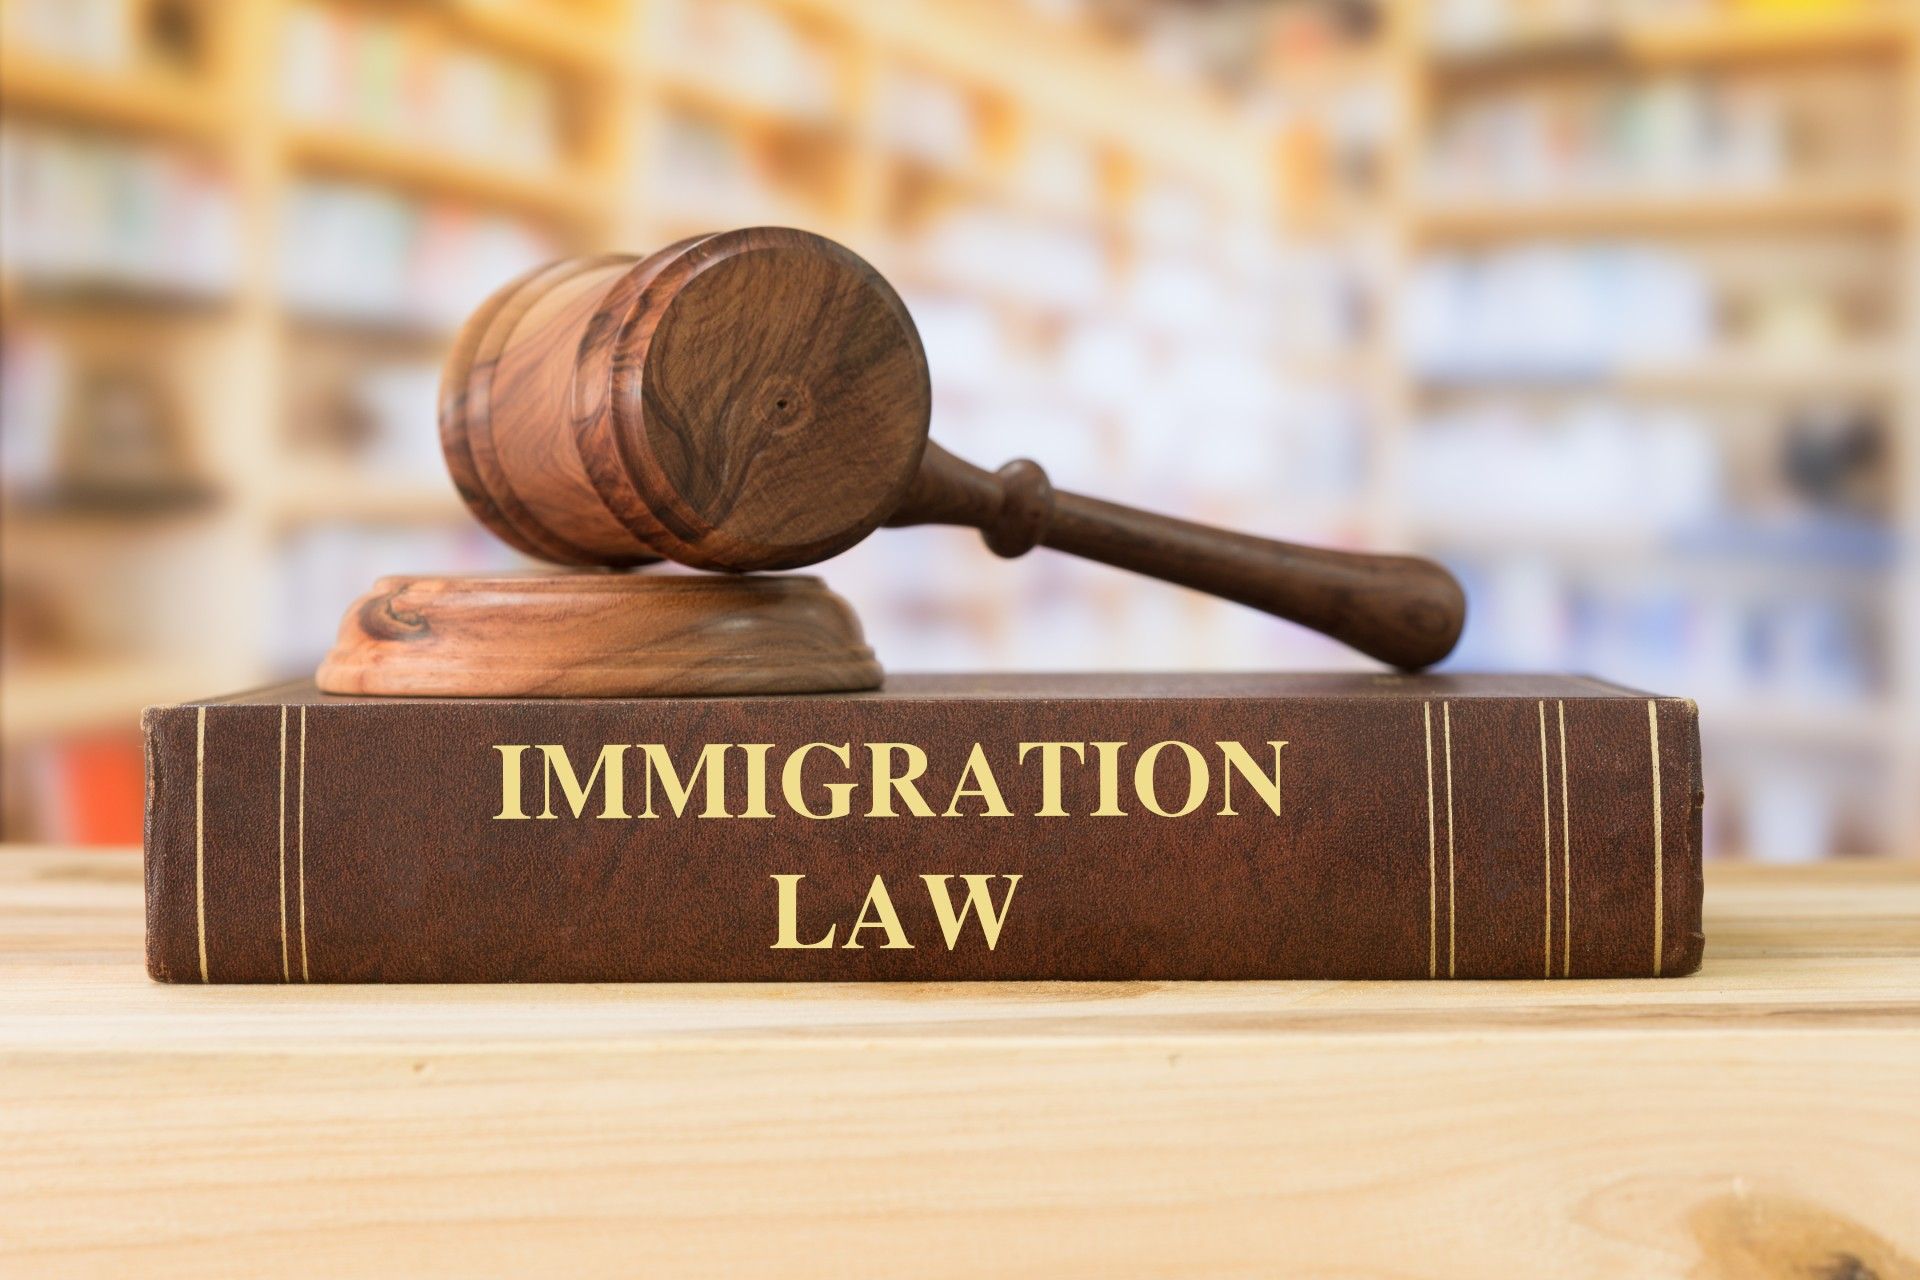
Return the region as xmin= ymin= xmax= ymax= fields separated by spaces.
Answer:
xmin=318 ymin=227 xmax=1465 ymax=697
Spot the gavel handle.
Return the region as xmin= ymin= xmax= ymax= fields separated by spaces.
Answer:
xmin=886 ymin=444 xmax=1466 ymax=670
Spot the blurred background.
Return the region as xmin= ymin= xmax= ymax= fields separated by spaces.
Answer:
xmin=0 ymin=0 xmax=1913 ymax=861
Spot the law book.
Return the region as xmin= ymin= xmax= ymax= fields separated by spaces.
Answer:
xmin=143 ymin=673 xmax=1704 ymax=983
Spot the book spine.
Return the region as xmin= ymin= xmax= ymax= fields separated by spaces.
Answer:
xmin=143 ymin=695 xmax=1703 ymax=982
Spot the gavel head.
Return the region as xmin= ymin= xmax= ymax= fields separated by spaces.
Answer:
xmin=442 ymin=227 xmax=932 ymax=572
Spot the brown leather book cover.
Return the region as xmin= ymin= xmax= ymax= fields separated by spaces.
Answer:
xmin=143 ymin=673 xmax=1703 ymax=983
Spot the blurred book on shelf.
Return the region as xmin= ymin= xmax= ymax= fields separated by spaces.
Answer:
xmin=0 ymin=0 xmax=1914 ymax=862
xmin=0 ymin=123 xmax=238 ymax=300
xmin=278 ymin=180 xmax=557 ymax=330
xmin=280 ymin=1 xmax=565 ymax=169
xmin=648 ymin=0 xmax=842 ymax=126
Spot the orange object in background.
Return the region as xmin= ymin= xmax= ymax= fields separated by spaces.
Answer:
xmin=33 ymin=732 xmax=145 ymax=846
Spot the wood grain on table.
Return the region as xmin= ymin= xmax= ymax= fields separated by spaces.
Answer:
xmin=2 ymin=849 xmax=1916 ymax=1279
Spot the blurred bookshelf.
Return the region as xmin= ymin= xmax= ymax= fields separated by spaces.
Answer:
xmin=0 ymin=0 xmax=1914 ymax=863
xmin=1388 ymin=0 xmax=1919 ymax=865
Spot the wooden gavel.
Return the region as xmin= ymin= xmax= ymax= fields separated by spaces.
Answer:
xmin=440 ymin=227 xmax=1465 ymax=669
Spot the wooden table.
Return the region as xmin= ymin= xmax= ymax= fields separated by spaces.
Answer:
xmin=3 ymin=849 xmax=1916 ymax=1279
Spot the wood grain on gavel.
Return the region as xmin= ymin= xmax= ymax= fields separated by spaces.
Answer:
xmin=441 ymin=227 xmax=1465 ymax=669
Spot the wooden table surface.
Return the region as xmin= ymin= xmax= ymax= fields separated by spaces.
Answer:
xmin=2 ymin=849 xmax=1916 ymax=1279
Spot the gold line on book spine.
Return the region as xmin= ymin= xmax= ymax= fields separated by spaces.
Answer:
xmin=1648 ymin=700 xmax=1664 ymax=977
xmin=1558 ymin=700 xmax=1570 ymax=978
xmin=1538 ymin=701 xmax=1552 ymax=979
xmin=195 ymin=707 xmax=209 ymax=984
xmin=299 ymin=705 xmax=311 ymax=983
xmin=278 ymin=706 xmax=290 ymax=983
xmin=1443 ymin=701 xmax=1456 ymax=979
xmin=1423 ymin=701 xmax=1437 ymax=979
